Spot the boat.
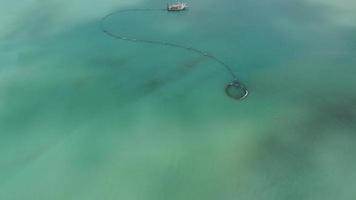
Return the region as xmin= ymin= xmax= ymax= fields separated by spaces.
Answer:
xmin=167 ymin=2 xmax=188 ymax=11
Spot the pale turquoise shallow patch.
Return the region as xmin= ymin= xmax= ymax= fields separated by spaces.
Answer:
xmin=0 ymin=0 xmax=356 ymax=199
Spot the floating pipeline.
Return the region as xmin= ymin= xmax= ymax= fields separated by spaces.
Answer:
xmin=100 ymin=8 xmax=249 ymax=101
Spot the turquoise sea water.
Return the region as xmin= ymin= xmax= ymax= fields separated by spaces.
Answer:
xmin=1 ymin=0 xmax=356 ymax=199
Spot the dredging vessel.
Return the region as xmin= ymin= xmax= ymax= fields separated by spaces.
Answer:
xmin=167 ymin=2 xmax=188 ymax=11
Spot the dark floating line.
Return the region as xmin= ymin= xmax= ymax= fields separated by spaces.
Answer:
xmin=100 ymin=8 xmax=248 ymax=100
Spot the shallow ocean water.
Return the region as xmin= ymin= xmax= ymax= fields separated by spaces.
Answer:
xmin=1 ymin=0 xmax=356 ymax=199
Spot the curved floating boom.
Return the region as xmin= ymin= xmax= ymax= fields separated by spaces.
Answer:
xmin=100 ymin=7 xmax=248 ymax=101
